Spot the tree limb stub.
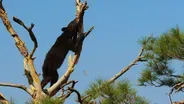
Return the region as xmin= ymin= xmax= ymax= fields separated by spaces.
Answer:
xmin=74 ymin=26 xmax=94 ymax=65
xmin=0 ymin=1 xmax=28 ymax=57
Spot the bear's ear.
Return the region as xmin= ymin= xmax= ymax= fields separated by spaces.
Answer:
xmin=61 ymin=27 xmax=68 ymax=31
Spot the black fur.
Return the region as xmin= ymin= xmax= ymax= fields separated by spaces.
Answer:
xmin=41 ymin=19 xmax=78 ymax=88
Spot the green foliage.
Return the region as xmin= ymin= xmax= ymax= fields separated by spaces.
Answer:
xmin=26 ymin=97 xmax=64 ymax=104
xmin=139 ymin=27 xmax=184 ymax=90
xmin=83 ymin=79 xmax=149 ymax=104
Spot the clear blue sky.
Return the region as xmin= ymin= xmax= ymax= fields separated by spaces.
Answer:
xmin=0 ymin=0 xmax=184 ymax=104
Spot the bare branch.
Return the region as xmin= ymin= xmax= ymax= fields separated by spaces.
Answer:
xmin=0 ymin=0 xmax=5 ymax=11
xmin=13 ymin=17 xmax=38 ymax=58
xmin=0 ymin=1 xmax=43 ymax=99
xmin=84 ymin=26 xmax=95 ymax=38
xmin=168 ymin=92 xmax=173 ymax=104
xmin=0 ymin=82 xmax=33 ymax=96
xmin=0 ymin=1 xmax=28 ymax=57
xmin=77 ymin=26 xmax=94 ymax=45
xmin=23 ymin=58 xmax=43 ymax=97
xmin=0 ymin=93 xmax=8 ymax=104
xmin=76 ymin=0 xmax=80 ymax=5
xmin=74 ymin=26 xmax=94 ymax=64
xmin=68 ymin=87 xmax=82 ymax=104
xmin=107 ymin=35 xmax=152 ymax=83
xmin=107 ymin=47 xmax=144 ymax=84
xmin=60 ymin=80 xmax=78 ymax=98
xmin=169 ymin=81 xmax=184 ymax=96
xmin=168 ymin=81 xmax=184 ymax=104
xmin=173 ymin=100 xmax=184 ymax=104
xmin=60 ymin=81 xmax=90 ymax=103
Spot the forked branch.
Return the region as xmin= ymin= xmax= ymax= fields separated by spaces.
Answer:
xmin=13 ymin=17 xmax=38 ymax=58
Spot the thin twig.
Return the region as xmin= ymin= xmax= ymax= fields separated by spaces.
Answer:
xmin=168 ymin=92 xmax=173 ymax=104
xmin=61 ymin=80 xmax=78 ymax=89
xmin=60 ymin=80 xmax=78 ymax=101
